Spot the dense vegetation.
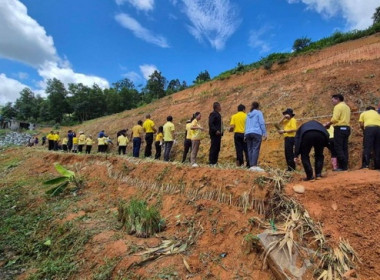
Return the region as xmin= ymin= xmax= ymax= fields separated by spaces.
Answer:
xmin=1 ymin=71 xmax=187 ymax=125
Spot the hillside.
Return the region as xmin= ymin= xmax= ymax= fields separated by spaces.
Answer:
xmin=1 ymin=34 xmax=380 ymax=280
xmin=64 ymin=33 xmax=380 ymax=169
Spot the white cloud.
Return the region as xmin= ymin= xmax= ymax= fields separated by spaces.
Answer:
xmin=181 ymin=0 xmax=241 ymax=50
xmin=37 ymin=61 xmax=109 ymax=90
xmin=115 ymin=0 xmax=154 ymax=11
xmin=0 ymin=0 xmax=57 ymax=67
xmin=0 ymin=0 xmax=109 ymax=101
xmin=139 ymin=64 xmax=158 ymax=80
xmin=115 ymin=13 xmax=170 ymax=48
xmin=122 ymin=71 xmax=142 ymax=83
xmin=248 ymin=26 xmax=272 ymax=54
xmin=0 ymin=73 xmax=29 ymax=104
xmin=287 ymin=0 xmax=379 ymax=30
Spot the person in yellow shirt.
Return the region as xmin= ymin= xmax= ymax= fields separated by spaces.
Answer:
xmin=359 ymin=106 xmax=380 ymax=169
xmin=229 ymin=104 xmax=249 ymax=167
xmin=85 ymin=135 xmax=93 ymax=154
xmin=117 ymin=132 xmax=129 ymax=155
xmin=53 ymin=132 xmax=60 ymax=151
xmin=190 ymin=112 xmax=204 ymax=167
xmin=97 ymin=135 xmax=105 ymax=153
xmin=327 ymin=125 xmax=338 ymax=170
xmin=155 ymin=126 xmax=164 ymax=160
xmin=47 ymin=131 xmax=54 ymax=150
xmin=72 ymin=133 xmax=78 ymax=153
xmin=182 ymin=119 xmax=192 ymax=163
xmin=143 ymin=114 xmax=157 ymax=158
xmin=62 ymin=136 xmax=68 ymax=152
xmin=131 ymin=120 xmax=144 ymax=157
xmin=324 ymin=94 xmax=351 ymax=171
xmin=78 ymin=131 xmax=86 ymax=153
xmin=163 ymin=116 xmax=175 ymax=162
xmin=278 ymin=108 xmax=297 ymax=171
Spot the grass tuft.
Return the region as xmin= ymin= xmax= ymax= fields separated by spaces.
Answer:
xmin=118 ymin=199 xmax=165 ymax=238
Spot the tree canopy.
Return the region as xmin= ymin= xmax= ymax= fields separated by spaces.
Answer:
xmin=292 ymin=37 xmax=312 ymax=52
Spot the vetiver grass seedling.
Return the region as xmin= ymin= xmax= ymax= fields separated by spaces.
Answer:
xmin=117 ymin=198 xmax=165 ymax=238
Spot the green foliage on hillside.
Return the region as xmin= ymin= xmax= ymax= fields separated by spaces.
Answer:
xmin=214 ymin=22 xmax=380 ymax=81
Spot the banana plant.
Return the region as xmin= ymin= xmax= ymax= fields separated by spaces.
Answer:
xmin=43 ymin=163 xmax=77 ymax=196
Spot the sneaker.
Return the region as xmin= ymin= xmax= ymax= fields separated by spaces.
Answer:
xmin=316 ymin=175 xmax=322 ymax=180
xmin=249 ymin=166 xmax=265 ymax=172
xmin=192 ymin=163 xmax=199 ymax=167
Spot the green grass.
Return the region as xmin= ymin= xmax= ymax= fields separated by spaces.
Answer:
xmin=94 ymin=257 xmax=122 ymax=280
xmin=0 ymin=183 xmax=92 ymax=279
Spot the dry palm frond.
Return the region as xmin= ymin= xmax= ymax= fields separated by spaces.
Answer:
xmin=317 ymin=239 xmax=359 ymax=280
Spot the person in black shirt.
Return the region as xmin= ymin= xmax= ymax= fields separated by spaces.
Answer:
xmin=294 ymin=120 xmax=329 ymax=181
xmin=208 ymin=102 xmax=223 ymax=165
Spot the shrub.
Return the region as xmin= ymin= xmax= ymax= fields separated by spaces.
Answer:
xmin=292 ymin=37 xmax=312 ymax=52
xmin=118 ymin=199 xmax=165 ymax=238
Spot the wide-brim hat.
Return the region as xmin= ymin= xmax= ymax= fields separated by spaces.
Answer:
xmin=282 ymin=108 xmax=295 ymax=117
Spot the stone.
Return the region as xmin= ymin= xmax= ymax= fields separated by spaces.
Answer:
xmin=0 ymin=131 xmax=33 ymax=147
xmin=293 ymin=184 xmax=305 ymax=194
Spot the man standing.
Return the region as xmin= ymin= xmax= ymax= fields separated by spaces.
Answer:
xmin=143 ymin=114 xmax=157 ymax=157
xmin=131 ymin=120 xmax=144 ymax=158
xmin=117 ymin=132 xmax=129 ymax=155
xmin=324 ymin=94 xmax=351 ymax=171
xmin=163 ymin=116 xmax=175 ymax=162
xmin=245 ymin=102 xmax=267 ymax=172
xmin=182 ymin=119 xmax=192 ymax=163
xmin=278 ymin=108 xmax=297 ymax=171
xmin=67 ymin=130 xmax=74 ymax=151
xmin=78 ymin=131 xmax=86 ymax=153
xmin=208 ymin=102 xmax=223 ymax=165
xmin=230 ymin=104 xmax=249 ymax=167
xmin=359 ymin=106 xmax=380 ymax=169
xmin=53 ymin=131 xmax=60 ymax=151
xmin=294 ymin=120 xmax=329 ymax=181
xmin=47 ymin=131 xmax=54 ymax=150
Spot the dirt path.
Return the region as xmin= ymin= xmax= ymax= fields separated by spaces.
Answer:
xmin=286 ymin=169 xmax=380 ymax=279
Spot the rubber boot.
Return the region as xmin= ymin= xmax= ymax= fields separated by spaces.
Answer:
xmin=331 ymin=157 xmax=338 ymax=170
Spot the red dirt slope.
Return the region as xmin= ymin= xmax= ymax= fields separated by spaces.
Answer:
xmin=286 ymin=169 xmax=380 ymax=279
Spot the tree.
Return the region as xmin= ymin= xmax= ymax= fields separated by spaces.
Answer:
xmin=68 ymin=83 xmax=92 ymax=122
xmin=193 ymin=70 xmax=211 ymax=84
xmin=143 ymin=71 xmax=167 ymax=102
xmin=113 ymin=78 xmax=141 ymax=110
xmin=45 ymin=78 xmax=69 ymax=123
xmin=14 ymin=88 xmax=39 ymax=121
xmin=373 ymin=6 xmax=380 ymax=25
xmin=180 ymin=81 xmax=188 ymax=90
xmin=166 ymin=79 xmax=181 ymax=95
xmin=1 ymin=102 xmax=17 ymax=119
xmin=292 ymin=37 xmax=312 ymax=52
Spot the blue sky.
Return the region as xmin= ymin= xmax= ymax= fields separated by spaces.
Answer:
xmin=0 ymin=0 xmax=379 ymax=104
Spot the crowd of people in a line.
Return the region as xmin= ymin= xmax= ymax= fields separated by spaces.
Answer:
xmin=39 ymin=95 xmax=380 ymax=181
